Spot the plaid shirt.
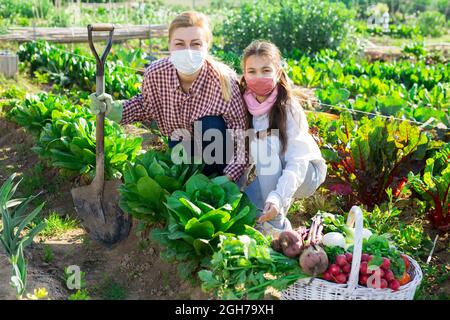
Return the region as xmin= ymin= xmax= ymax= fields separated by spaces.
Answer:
xmin=121 ymin=57 xmax=247 ymax=181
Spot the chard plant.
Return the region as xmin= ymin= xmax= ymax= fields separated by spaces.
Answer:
xmin=408 ymin=143 xmax=450 ymax=231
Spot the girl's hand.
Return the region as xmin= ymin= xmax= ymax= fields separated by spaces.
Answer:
xmin=257 ymin=202 xmax=278 ymax=223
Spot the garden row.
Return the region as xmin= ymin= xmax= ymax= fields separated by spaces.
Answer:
xmin=1 ymin=77 xmax=448 ymax=298
xmin=17 ymin=40 xmax=450 ymax=131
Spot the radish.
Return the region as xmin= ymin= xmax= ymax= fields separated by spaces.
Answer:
xmin=359 ymin=274 xmax=368 ymax=285
xmin=389 ymin=280 xmax=400 ymax=291
xmin=336 ymin=254 xmax=347 ymax=267
xmin=380 ymin=279 xmax=388 ymax=289
xmin=323 ymin=271 xmax=333 ymax=281
xmin=345 ymin=252 xmax=353 ymax=263
xmin=329 ymin=264 xmax=340 ymax=276
xmin=381 ymin=257 xmax=391 ymax=270
xmin=335 ymin=273 xmax=347 ymax=284
xmin=361 ymin=253 xmax=370 ymax=261
xmin=385 ymin=270 xmax=395 ymax=282
xmin=342 ymin=263 xmax=351 ymax=274
xmin=360 ymin=261 xmax=368 ymax=274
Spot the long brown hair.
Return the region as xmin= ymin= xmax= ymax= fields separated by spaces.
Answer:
xmin=169 ymin=11 xmax=235 ymax=101
xmin=240 ymin=40 xmax=294 ymax=154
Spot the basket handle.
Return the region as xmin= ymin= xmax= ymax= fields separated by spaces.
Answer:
xmin=346 ymin=205 xmax=364 ymax=291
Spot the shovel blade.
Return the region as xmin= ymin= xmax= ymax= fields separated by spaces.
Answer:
xmin=71 ymin=179 xmax=131 ymax=247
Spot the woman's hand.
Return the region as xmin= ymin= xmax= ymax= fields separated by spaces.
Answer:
xmin=90 ymin=93 xmax=123 ymax=122
xmin=257 ymin=202 xmax=278 ymax=223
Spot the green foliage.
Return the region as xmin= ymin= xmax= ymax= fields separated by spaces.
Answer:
xmin=309 ymin=113 xmax=430 ymax=209
xmin=151 ymin=174 xmax=257 ymax=280
xmin=43 ymin=244 xmax=53 ymax=263
xmin=119 ymin=149 xmax=203 ymax=223
xmin=408 ymin=143 xmax=450 ymax=230
xmin=198 ymin=228 xmax=307 ymax=300
xmin=18 ymin=41 xmax=143 ymax=100
xmin=418 ymin=11 xmax=447 ymax=37
xmin=68 ymin=289 xmax=90 ymax=300
xmin=38 ymin=212 xmax=79 ymax=238
xmin=0 ymin=173 xmax=47 ymax=297
xmin=218 ymin=0 xmax=354 ymax=56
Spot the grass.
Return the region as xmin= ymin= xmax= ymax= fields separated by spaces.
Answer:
xmin=95 ymin=275 xmax=128 ymax=300
xmin=37 ymin=212 xmax=80 ymax=238
xmin=43 ymin=244 xmax=54 ymax=263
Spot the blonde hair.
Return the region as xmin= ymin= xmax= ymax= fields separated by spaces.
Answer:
xmin=169 ymin=11 xmax=234 ymax=101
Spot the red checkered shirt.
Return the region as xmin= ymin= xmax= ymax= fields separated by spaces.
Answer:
xmin=121 ymin=57 xmax=247 ymax=181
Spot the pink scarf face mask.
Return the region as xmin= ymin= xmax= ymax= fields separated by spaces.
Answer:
xmin=243 ymin=85 xmax=279 ymax=117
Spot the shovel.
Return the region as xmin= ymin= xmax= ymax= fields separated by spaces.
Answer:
xmin=71 ymin=24 xmax=131 ymax=247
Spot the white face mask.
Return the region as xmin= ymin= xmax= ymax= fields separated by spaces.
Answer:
xmin=169 ymin=49 xmax=206 ymax=75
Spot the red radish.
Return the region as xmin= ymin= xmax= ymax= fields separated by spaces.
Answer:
xmin=335 ymin=273 xmax=347 ymax=284
xmin=345 ymin=252 xmax=353 ymax=263
xmin=381 ymin=258 xmax=391 ymax=270
xmin=361 ymin=253 xmax=370 ymax=261
xmin=368 ymin=255 xmax=374 ymax=262
xmin=329 ymin=264 xmax=340 ymax=276
xmin=385 ymin=270 xmax=395 ymax=282
xmin=389 ymin=280 xmax=400 ymax=291
xmin=336 ymin=254 xmax=347 ymax=267
xmin=360 ymin=261 xmax=368 ymax=274
xmin=359 ymin=275 xmax=368 ymax=285
xmin=380 ymin=279 xmax=388 ymax=289
xmin=323 ymin=271 xmax=333 ymax=281
xmin=342 ymin=264 xmax=351 ymax=274
xmin=379 ymin=268 xmax=385 ymax=278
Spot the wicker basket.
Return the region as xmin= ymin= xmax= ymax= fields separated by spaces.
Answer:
xmin=281 ymin=206 xmax=423 ymax=300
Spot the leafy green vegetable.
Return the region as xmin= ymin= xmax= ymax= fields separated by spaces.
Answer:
xmin=309 ymin=112 xmax=430 ymax=209
xmin=151 ymin=174 xmax=257 ymax=280
xmin=119 ymin=149 xmax=203 ymax=223
xmin=408 ymin=143 xmax=450 ymax=230
xmin=198 ymin=227 xmax=307 ymax=300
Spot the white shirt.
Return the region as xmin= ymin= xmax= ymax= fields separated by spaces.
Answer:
xmin=250 ymin=98 xmax=327 ymax=212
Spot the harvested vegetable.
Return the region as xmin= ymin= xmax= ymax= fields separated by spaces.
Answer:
xmin=279 ymin=230 xmax=304 ymax=258
xmin=299 ymin=215 xmax=329 ymax=276
xmin=322 ymin=232 xmax=346 ymax=248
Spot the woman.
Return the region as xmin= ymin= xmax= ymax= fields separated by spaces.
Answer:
xmin=90 ymin=11 xmax=247 ymax=182
xmin=240 ymin=40 xmax=327 ymax=234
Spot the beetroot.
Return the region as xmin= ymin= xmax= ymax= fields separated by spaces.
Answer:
xmin=298 ymin=215 xmax=328 ymax=276
xmin=279 ymin=230 xmax=304 ymax=258
xmin=299 ymin=244 xmax=329 ymax=276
